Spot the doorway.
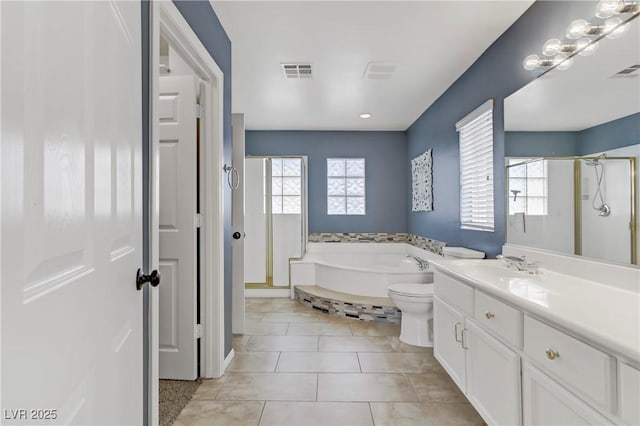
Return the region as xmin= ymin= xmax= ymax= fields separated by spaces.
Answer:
xmin=149 ymin=3 xmax=225 ymax=425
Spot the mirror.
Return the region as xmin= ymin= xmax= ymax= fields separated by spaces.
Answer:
xmin=504 ymin=17 xmax=639 ymax=266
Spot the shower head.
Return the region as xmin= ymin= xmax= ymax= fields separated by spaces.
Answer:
xmin=585 ymin=154 xmax=606 ymax=166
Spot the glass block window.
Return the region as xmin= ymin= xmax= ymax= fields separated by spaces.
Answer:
xmin=271 ymin=158 xmax=302 ymax=214
xmin=327 ymin=158 xmax=365 ymax=215
xmin=508 ymin=158 xmax=548 ymax=216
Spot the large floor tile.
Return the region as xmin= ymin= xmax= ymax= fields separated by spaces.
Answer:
xmin=260 ymin=401 xmax=373 ymax=426
xmin=317 ymin=373 xmax=418 ymax=402
xmin=409 ymin=372 xmax=467 ymax=403
xmin=350 ymin=321 xmax=400 ymax=337
xmin=370 ymin=402 xmax=484 ymax=425
xmin=233 ymin=334 xmax=253 ymax=352
xmin=227 ymin=352 xmax=281 ymax=372
xmin=276 ymin=352 xmax=360 ymax=373
xmin=245 ymin=335 xmax=318 ymax=352
xmin=287 ymin=322 xmax=353 ymax=336
xmin=319 ymin=336 xmax=393 ymax=352
xmin=358 ymin=352 xmax=440 ymax=373
xmin=192 ymin=377 xmax=227 ymax=401
xmin=386 ymin=336 xmax=433 ymax=353
xmin=261 ymin=312 xmax=329 ymax=323
xmin=173 ymin=400 xmax=264 ymax=426
xmin=216 ymin=372 xmax=317 ymax=401
xmin=244 ymin=320 xmax=289 ymax=336
xmin=245 ymin=298 xmax=274 ymax=313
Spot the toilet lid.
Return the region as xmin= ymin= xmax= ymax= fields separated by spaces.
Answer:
xmin=388 ymin=283 xmax=434 ymax=297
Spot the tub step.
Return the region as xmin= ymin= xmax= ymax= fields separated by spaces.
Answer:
xmin=294 ymin=285 xmax=401 ymax=324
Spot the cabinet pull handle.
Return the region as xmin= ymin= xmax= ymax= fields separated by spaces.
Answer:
xmin=454 ymin=322 xmax=462 ymax=342
xmin=485 ymin=311 xmax=495 ymax=319
xmin=545 ymin=348 xmax=560 ymax=360
xmin=461 ymin=329 xmax=469 ymax=349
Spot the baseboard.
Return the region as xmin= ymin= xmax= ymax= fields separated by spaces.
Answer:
xmin=245 ymin=288 xmax=291 ymax=298
xmin=223 ymin=348 xmax=235 ymax=372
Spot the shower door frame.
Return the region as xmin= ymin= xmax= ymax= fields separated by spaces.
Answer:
xmin=244 ymin=155 xmax=308 ymax=289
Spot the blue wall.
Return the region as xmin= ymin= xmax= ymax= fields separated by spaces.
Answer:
xmin=578 ymin=113 xmax=640 ymax=155
xmin=505 ymin=113 xmax=640 ymax=157
xmin=246 ymin=131 xmax=408 ymax=233
xmin=406 ymin=1 xmax=598 ymax=257
xmin=172 ymin=2 xmax=234 ymax=356
xmin=505 ymin=132 xmax=578 ymax=157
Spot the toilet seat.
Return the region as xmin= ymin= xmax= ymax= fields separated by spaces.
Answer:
xmin=388 ymin=283 xmax=434 ymax=298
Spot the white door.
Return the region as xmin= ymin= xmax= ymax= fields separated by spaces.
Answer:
xmin=465 ymin=320 xmax=521 ymax=426
xmin=1 ymin=1 xmax=143 ymax=424
xmin=158 ymin=75 xmax=198 ymax=380
xmin=231 ymin=114 xmax=245 ymax=334
xmin=433 ymin=297 xmax=467 ymax=392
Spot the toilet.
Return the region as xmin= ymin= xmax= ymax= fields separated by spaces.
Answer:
xmin=388 ymin=247 xmax=485 ymax=347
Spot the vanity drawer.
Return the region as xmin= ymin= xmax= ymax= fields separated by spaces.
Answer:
xmin=523 ymin=315 xmax=613 ymax=410
xmin=434 ymin=271 xmax=473 ymax=315
xmin=474 ymin=291 xmax=522 ymax=348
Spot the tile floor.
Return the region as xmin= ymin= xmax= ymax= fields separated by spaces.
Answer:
xmin=174 ymin=298 xmax=484 ymax=426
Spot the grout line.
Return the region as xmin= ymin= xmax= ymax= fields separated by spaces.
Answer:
xmin=315 ymin=373 xmax=319 ymax=401
xmin=356 ymin=352 xmax=363 ymax=373
xmin=256 ymin=401 xmax=266 ymax=426
xmin=274 ymin=351 xmax=282 ymax=372
xmin=368 ymin=402 xmax=376 ymax=426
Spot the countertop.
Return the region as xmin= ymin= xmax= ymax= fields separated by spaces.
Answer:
xmin=428 ymin=258 xmax=640 ymax=362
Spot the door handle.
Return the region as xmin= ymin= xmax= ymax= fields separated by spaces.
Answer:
xmin=232 ymin=231 xmax=242 ymax=240
xmin=136 ymin=268 xmax=161 ymax=291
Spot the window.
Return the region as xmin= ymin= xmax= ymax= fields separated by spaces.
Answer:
xmin=327 ymin=158 xmax=365 ymax=215
xmin=271 ymin=158 xmax=302 ymax=214
xmin=508 ymin=158 xmax=548 ymax=216
xmin=456 ymin=100 xmax=494 ymax=232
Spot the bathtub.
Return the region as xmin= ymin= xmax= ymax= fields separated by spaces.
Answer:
xmin=290 ymin=243 xmax=438 ymax=298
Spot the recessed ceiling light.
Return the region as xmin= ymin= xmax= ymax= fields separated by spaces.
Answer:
xmin=359 ymin=113 xmax=371 ymax=119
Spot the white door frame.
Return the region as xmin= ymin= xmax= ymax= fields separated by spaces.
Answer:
xmin=149 ymin=1 xmax=225 ymax=424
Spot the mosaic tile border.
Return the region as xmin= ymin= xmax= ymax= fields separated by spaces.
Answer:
xmin=307 ymin=232 xmax=446 ymax=256
xmin=294 ymin=287 xmax=401 ymax=324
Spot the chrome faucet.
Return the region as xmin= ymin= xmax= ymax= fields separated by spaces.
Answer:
xmin=406 ymin=255 xmax=429 ymax=271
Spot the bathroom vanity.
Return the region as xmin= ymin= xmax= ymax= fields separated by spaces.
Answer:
xmin=429 ymin=251 xmax=640 ymax=425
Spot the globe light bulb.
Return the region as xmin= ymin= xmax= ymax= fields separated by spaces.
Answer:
xmin=554 ymin=53 xmax=574 ymax=71
xmin=542 ymin=38 xmax=563 ymax=56
xmin=566 ymin=19 xmax=591 ymax=39
xmin=576 ymin=38 xmax=599 ymax=56
xmin=596 ymin=0 xmax=623 ymax=18
xmin=523 ymin=54 xmax=541 ymax=70
xmin=605 ymin=17 xmax=630 ymax=38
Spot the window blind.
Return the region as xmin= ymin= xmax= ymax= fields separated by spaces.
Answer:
xmin=456 ymin=100 xmax=494 ymax=232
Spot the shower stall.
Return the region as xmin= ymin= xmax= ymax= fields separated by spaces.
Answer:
xmin=506 ymin=155 xmax=637 ymax=265
xmin=244 ymin=156 xmax=307 ymax=288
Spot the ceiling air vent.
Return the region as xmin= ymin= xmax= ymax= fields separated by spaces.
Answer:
xmin=281 ymin=63 xmax=313 ymax=79
xmin=611 ymin=64 xmax=640 ymax=79
xmin=364 ymin=61 xmax=398 ymax=80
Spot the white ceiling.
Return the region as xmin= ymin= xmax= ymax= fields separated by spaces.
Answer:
xmin=212 ymin=1 xmax=534 ymax=130
xmin=505 ymin=18 xmax=640 ymax=132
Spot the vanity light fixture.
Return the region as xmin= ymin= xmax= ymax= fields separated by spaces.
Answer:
xmin=523 ymin=1 xmax=638 ymax=72
xmin=359 ymin=113 xmax=371 ymax=119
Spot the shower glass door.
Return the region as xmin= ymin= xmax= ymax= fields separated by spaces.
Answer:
xmin=244 ymin=156 xmax=306 ymax=287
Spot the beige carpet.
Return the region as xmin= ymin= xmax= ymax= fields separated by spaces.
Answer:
xmin=159 ymin=379 xmax=202 ymax=426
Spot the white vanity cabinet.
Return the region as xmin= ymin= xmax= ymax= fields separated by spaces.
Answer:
xmin=433 ymin=267 xmax=638 ymax=426
xmin=434 ymin=271 xmax=522 ymax=425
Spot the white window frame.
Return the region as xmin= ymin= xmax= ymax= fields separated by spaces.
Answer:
xmin=456 ymin=99 xmax=495 ymax=232
xmin=327 ymin=158 xmax=366 ymax=215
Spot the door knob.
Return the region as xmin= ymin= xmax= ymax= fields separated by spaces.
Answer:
xmin=136 ymin=268 xmax=161 ymax=291
xmin=233 ymin=231 xmax=242 ymax=240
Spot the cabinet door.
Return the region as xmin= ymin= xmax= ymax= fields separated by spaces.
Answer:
xmin=434 ymin=296 xmax=466 ymax=392
xmin=465 ymin=320 xmax=521 ymax=426
xmin=523 ymin=362 xmax=611 ymax=425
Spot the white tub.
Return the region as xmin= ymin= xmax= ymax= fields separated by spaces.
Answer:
xmin=291 ymin=243 xmax=438 ymax=298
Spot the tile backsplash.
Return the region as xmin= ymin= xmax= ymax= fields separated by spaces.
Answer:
xmin=308 ymin=232 xmax=446 ymax=256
